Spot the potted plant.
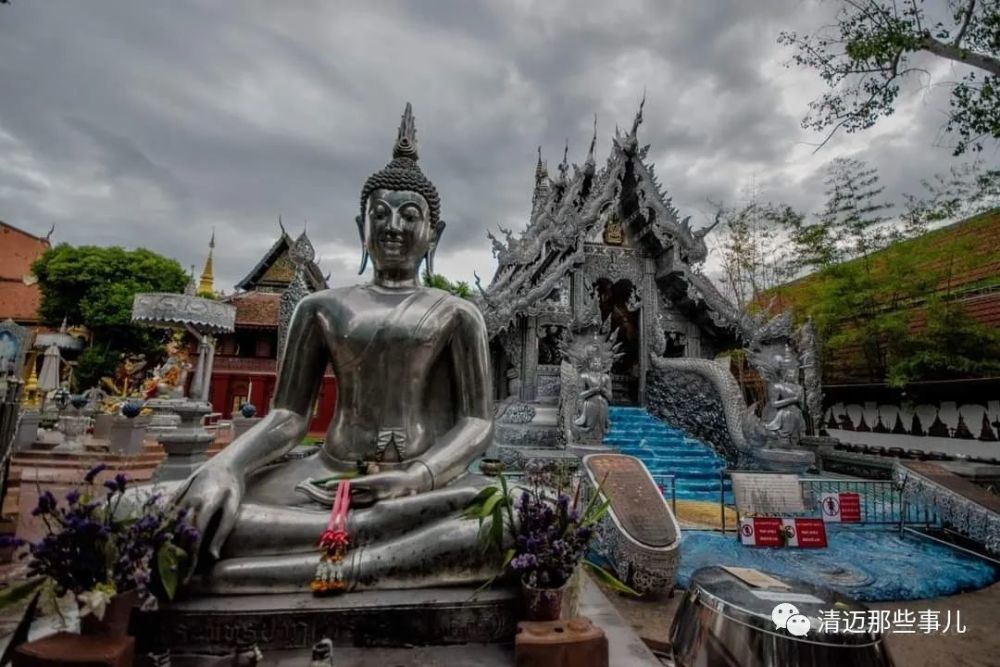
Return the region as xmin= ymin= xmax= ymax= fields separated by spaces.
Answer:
xmin=463 ymin=465 xmax=636 ymax=621
xmin=1 ymin=463 xmax=198 ymax=636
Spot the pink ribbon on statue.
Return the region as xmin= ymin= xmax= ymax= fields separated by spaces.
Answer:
xmin=318 ymin=479 xmax=351 ymax=554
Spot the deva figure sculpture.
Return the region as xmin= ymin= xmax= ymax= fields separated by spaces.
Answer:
xmin=759 ymin=343 xmax=806 ymax=447
xmin=173 ymin=104 xmax=497 ymax=594
xmin=573 ymin=347 xmax=612 ymax=443
xmin=560 ymin=320 xmax=621 ymax=447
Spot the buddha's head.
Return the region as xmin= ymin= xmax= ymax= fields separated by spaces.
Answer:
xmin=357 ymin=103 xmax=445 ymax=282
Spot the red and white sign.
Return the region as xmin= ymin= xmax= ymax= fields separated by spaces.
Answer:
xmin=738 ymin=517 xmax=784 ymax=547
xmin=784 ymin=517 xmax=828 ymax=548
xmin=820 ymin=492 xmax=861 ymax=523
xmin=739 ymin=517 xmax=828 ymax=548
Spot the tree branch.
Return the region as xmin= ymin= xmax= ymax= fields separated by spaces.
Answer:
xmin=953 ymin=0 xmax=975 ymax=47
xmin=919 ymin=34 xmax=1000 ymax=76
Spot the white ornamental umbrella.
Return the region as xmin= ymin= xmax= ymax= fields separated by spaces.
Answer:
xmin=37 ymin=344 xmax=62 ymax=392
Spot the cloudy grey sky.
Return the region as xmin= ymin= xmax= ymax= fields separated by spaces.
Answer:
xmin=0 ymin=0 xmax=993 ymax=291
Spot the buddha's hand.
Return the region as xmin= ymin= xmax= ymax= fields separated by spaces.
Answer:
xmin=172 ymin=463 xmax=245 ymax=562
xmin=349 ymin=467 xmax=430 ymax=507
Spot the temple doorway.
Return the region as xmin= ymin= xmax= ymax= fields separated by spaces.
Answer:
xmin=593 ymin=278 xmax=640 ymax=404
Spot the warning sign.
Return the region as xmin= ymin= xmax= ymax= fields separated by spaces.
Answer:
xmin=738 ymin=517 xmax=783 ymax=547
xmin=787 ymin=518 xmax=828 ymax=548
xmin=739 ymin=517 xmax=828 ymax=548
xmin=820 ymin=492 xmax=861 ymax=523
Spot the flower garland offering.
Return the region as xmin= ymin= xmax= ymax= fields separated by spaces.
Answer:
xmin=311 ymin=479 xmax=351 ymax=594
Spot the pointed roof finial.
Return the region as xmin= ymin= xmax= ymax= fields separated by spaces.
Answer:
xmin=557 ymin=140 xmax=570 ymax=182
xmin=185 ymin=265 xmax=196 ymax=295
xmin=630 ymin=90 xmax=646 ymax=136
xmin=198 ymin=229 xmax=216 ymax=295
xmin=393 ymin=102 xmax=418 ymax=160
xmin=586 ymin=115 xmax=598 ymax=165
xmin=278 ymin=215 xmax=286 ymax=235
xmin=534 ymin=146 xmax=548 ymax=181
xmin=45 ymin=224 xmax=55 ymax=243
xmin=289 ymin=227 xmax=316 ymax=267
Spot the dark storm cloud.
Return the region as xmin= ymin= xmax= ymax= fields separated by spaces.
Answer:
xmin=0 ymin=0 xmax=990 ymax=290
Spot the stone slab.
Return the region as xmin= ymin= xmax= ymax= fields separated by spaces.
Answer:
xmin=135 ymin=587 xmax=520 ymax=653
xmin=751 ymin=447 xmax=815 ymax=473
xmin=586 ymin=454 xmax=676 ymax=548
xmin=12 ymin=632 xmax=134 ymax=667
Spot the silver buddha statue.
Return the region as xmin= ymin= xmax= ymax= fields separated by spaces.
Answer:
xmin=173 ymin=104 xmax=498 ymax=594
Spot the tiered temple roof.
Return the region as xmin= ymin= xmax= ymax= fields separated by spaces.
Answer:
xmin=234 ymin=228 xmax=327 ymax=294
xmin=225 ymin=227 xmax=328 ymax=329
xmin=477 ymin=102 xmax=745 ymax=345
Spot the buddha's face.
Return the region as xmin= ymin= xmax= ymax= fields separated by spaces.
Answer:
xmin=366 ymin=189 xmax=433 ymax=274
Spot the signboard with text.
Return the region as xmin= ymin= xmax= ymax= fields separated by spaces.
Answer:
xmin=820 ymin=492 xmax=861 ymax=523
xmin=739 ymin=517 xmax=828 ymax=548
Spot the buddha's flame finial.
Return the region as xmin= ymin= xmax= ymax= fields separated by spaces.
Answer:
xmin=393 ymin=102 xmax=418 ymax=160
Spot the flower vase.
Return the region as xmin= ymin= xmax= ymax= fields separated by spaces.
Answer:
xmin=521 ymin=568 xmax=581 ymax=621
xmin=79 ymin=589 xmax=138 ymax=637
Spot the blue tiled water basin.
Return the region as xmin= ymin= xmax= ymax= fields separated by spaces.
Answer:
xmin=677 ymin=524 xmax=998 ymax=601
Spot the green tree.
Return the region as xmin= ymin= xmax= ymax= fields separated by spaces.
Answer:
xmin=32 ymin=245 xmax=189 ymax=388
xmin=712 ymin=198 xmax=801 ymax=309
xmin=901 ymin=162 xmax=1000 ymax=234
xmin=422 ymin=269 xmax=472 ymax=299
xmin=888 ymin=296 xmax=1000 ymax=385
xmin=782 ymin=159 xmax=910 ymax=380
xmin=779 ymin=0 xmax=1000 ymax=154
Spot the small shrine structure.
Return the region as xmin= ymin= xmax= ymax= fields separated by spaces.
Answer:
xmin=206 ymin=225 xmax=335 ymax=431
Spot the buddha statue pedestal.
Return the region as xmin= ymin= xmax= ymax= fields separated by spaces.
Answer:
xmin=134 ymin=587 xmax=519 ymax=654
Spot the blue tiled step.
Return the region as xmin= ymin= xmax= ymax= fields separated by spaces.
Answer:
xmin=605 ymin=406 xmax=730 ymax=501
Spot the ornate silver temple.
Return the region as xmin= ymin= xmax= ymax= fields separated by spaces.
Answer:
xmin=477 ymin=102 xmax=821 ymax=470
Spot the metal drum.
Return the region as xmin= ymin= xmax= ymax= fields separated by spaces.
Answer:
xmin=670 ymin=566 xmax=894 ymax=667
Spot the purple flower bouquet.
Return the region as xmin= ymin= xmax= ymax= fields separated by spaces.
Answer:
xmin=1 ymin=462 xmax=198 ymax=621
xmin=463 ymin=465 xmax=635 ymax=596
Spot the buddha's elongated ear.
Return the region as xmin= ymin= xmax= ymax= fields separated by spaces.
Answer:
xmin=425 ymin=219 xmax=446 ymax=277
xmin=355 ymin=215 xmax=368 ymax=275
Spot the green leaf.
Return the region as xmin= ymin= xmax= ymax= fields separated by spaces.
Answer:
xmin=580 ymin=496 xmax=611 ymax=528
xmin=470 ymin=485 xmax=499 ymax=505
xmin=481 ymin=490 xmax=504 ymax=517
xmin=0 ymin=577 xmax=46 ymax=611
xmin=156 ymin=543 xmax=186 ymax=600
xmin=489 ymin=504 xmax=504 ymax=551
xmin=583 ymin=561 xmax=641 ymax=597
xmin=461 ymin=486 xmax=499 ymax=518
